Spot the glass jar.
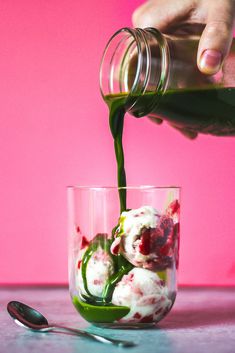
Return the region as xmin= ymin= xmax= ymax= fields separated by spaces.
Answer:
xmin=100 ymin=27 xmax=235 ymax=136
xmin=68 ymin=186 xmax=180 ymax=328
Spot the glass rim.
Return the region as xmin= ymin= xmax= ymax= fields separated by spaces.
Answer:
xmin=67 ymin=185 xmax=181 ymax=191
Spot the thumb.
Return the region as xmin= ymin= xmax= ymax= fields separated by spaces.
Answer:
xmin=197 ymin=2 xmax=235 ymax=75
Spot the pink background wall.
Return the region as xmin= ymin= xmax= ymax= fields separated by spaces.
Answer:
xmin=0 ymin=0 xmax=235 ymax=285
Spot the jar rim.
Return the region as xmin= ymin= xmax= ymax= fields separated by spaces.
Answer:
xmin=99 ymin=27 xmax=170 ymax=116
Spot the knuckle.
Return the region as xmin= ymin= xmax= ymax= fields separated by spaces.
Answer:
xmin=207 ymin=20 xmax=232 ymax=36
xmin=206 ymin=20 xmax=232 ymax=38
xmin=132 ymin=9 xmax=139 ymax=26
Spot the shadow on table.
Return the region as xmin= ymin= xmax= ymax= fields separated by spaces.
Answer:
xmin=159 ymin=304 xmax=235 ymax=329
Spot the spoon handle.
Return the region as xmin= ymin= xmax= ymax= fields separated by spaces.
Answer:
xmin=50 ymin=324 xmax=135 ymax=347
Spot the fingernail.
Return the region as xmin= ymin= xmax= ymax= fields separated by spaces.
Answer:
xmin=199 ymin=49 xmax=222 ymax=74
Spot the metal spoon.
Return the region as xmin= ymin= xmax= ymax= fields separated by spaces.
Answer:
xmin=7 ymin=301 xmax=135 ymax=347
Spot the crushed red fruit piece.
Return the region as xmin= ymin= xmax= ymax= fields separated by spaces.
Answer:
xmin=159 ymin=240 xmax=172 ymax=256
xmin=81 ymin=236 xmax=89 ymax=249
xmin=139 ymin=228 xmax=151 ymax=255
xmin=76 ymin=226 xmax=81 ymax=233
xmin=173 ymin=224 xmax=180 ymax=269
xmin=167 ymin=200 xmax=180 ymax=216
xmin=133 ymin=312 xmax=142 ymax=319
xmin=173 ymin=223 xmax=180 ymax=243
xmin=140 ymin=314 xmax=153 ymax=323
xmin=150 ymin=227 xmax=165 ymax=247
xmin=129 ymin=273 xmax=134 ymax=280
xmin=113 ymin=246 xmax=119 ymax=255
xmin=159 ymin=216 xmax=174 ymax=238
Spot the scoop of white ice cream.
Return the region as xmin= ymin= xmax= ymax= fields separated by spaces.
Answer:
xmin=112 ymin=268 xmax=171 ymax=323
xmin=111 ymin=205 xmax=177 ymax=271
xmin=113 ymin=206 xmax=161 ymax=267
xmin=76 ymin=246 xmax=114 ymax=298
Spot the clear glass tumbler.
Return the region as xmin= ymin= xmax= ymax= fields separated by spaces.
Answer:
xmin=68 ymin=186 xmax=180 ymax=328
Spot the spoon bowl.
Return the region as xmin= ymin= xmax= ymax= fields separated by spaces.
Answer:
xmin=7 ymin=301 xmax=135 ymax=347
xmin=8 ymin=301 xmax=49 ymax=329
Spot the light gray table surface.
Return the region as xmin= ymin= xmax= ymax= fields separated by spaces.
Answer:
xmin=1 ymin=286 xmax=235 ymax=353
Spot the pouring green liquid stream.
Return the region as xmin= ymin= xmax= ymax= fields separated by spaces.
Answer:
xmin=73 ymin=93 xmax=130 ymax=323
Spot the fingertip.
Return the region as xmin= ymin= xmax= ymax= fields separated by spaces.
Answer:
xmin=198 ymin=49 xmax=222 ymax=75
xmin=148 ymin=116 xmax=163 ymax=125
xmin=171 ymin=125 xmax=198 ymax=139
xmin=178 ymin=129 xmax=198 ymax=139
xmin=197 ymin=18 xmax=234 ymax=75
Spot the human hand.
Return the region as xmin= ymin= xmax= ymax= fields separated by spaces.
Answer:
xmin=133 ymin=0 xmax=235 ymax=75
xmin=132 ymin=0 xmax=235 ymax=139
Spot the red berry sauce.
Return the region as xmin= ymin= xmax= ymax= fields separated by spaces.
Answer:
xmin=81 ymin=236 xmax=89 ymax=249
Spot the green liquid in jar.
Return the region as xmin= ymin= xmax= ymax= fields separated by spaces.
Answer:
xmin=147 ymin=87 xmax=235 ymax=136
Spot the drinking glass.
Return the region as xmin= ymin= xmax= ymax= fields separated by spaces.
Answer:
xmin=68 ymin=186 xmax=180 ymax=328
